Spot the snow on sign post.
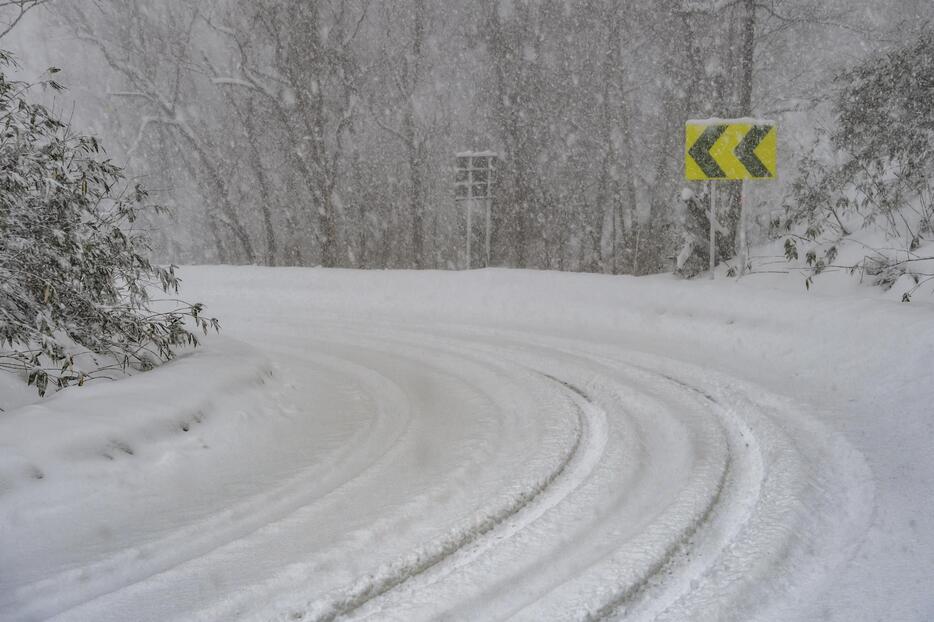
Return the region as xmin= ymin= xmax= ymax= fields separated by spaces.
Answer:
xmin=685 ymin=119 xmax=777 ymax=278
xmin=455 ymin=151 xmax=497 ymax=269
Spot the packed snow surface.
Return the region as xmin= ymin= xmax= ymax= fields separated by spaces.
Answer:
xmin=1 ymin=267 xmax=932 ymax=621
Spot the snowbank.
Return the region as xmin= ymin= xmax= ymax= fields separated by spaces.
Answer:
xmin=1 ymin=265 xmax=931 ymax=621
xmin=0 ymin=338 xmax=270 ymax=497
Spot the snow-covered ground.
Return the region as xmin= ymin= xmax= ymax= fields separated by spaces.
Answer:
xmin=1 ymin=266 xmax=932 ymax=621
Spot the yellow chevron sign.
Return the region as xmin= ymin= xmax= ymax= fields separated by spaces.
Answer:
xmin=685 ymin=120 xmax=777 ymax=181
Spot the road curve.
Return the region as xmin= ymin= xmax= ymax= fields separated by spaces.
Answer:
xmin=6 ymin=312 xmax=872 ymax=621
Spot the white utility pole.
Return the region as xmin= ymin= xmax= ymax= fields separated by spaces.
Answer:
xmin=709 ymin=181 xmax=716 ymax=280
xmin=466 ymin=193 xmax=472 ymax=270
xmin=454 ymin=151 xmax=497 ymax=270
xmin=738 ymin=180 xmax=748 ymax=276
xmin=484 ymin=198 xmax=492 ymax=266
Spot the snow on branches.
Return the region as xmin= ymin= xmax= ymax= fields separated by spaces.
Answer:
xmin=776 ymin=28 xmax=934 ymax=300
xmin=0 ymin=52 xmax=218 ymax=395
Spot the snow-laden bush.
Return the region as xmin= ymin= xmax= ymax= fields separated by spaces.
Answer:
xmin=0 ymin=52 xmax=217 ymax=396
xmin=777 ymin=28 xmax=934 ymax=299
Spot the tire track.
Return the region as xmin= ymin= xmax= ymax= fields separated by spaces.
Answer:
xmin=285 ymin=374 xmax=607 ymax=622
xmin=322 ymin=326 xmax=731 ymax=622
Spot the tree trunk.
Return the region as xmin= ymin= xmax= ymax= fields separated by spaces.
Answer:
xmin=243 ymin=98 xmax=278 ymax=266
xmin=738 ymin=0 xmax=756 ymax=115
xmin=407 ymin=0 xmax=427 ymax=268
xmin=177 ymin=123 xmax=256 ymax=264
xmin=597 ymin=4 xmax=624 ymax=274
xmin=486 ymin=4 xmax=533 ymax=267
xmin=733 ymin=0 xmax=757 ymax=266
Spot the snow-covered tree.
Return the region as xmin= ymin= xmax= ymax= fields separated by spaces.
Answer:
xmin=0 ymin=53 xmax=217 ymax=395
xmin=778 ymin=27 xmax=934 ymax=299
xmin=37 ymin=0 xmax=919 ymax=276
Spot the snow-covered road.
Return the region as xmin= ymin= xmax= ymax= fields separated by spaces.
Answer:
xmin=1 ymin=268 xmax=932 ymax=621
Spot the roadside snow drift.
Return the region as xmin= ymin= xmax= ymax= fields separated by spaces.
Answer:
xmin=1 ymin=267 xmax=932 ymax=621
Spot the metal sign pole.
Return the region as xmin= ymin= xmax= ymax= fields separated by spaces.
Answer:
xmin=738 ymin=179 xmax=747 ymax=276
xmin=709 ymin=181 xmax=716 ymax=280
xmin=685 ymin=119 xmax=777 ymax=279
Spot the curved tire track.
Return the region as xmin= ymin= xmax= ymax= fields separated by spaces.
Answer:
xmin=284 ymin=374 xmax=607 ymax=622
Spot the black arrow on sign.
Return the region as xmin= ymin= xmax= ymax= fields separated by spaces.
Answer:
xmin=688 ymin=124 xmax=727 ymax=179
xmin=735 ymin=125 xmax=773 ymax=178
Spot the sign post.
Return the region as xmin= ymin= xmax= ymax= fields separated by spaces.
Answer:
xmin=455 ymin=151 xmax=497 ymax=269
xmin=685 ymin=119 xmax=777 ymax=278
xmin=709 ymin=181 xmax=716 ymax=279
xmin=738 ymin=180 xmax=747 ymax=275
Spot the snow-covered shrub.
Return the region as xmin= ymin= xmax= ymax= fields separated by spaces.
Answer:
xmin=777 ymin=28 xmax=934 ymax=300
xmin=0 ymin=52 xmax=218 ymax=396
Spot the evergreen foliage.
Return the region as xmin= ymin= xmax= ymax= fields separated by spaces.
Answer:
xmin=778 ymin=28 xmax=934 ymax=296
xmin=0 ymin=52 xmax=218 ymax=396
